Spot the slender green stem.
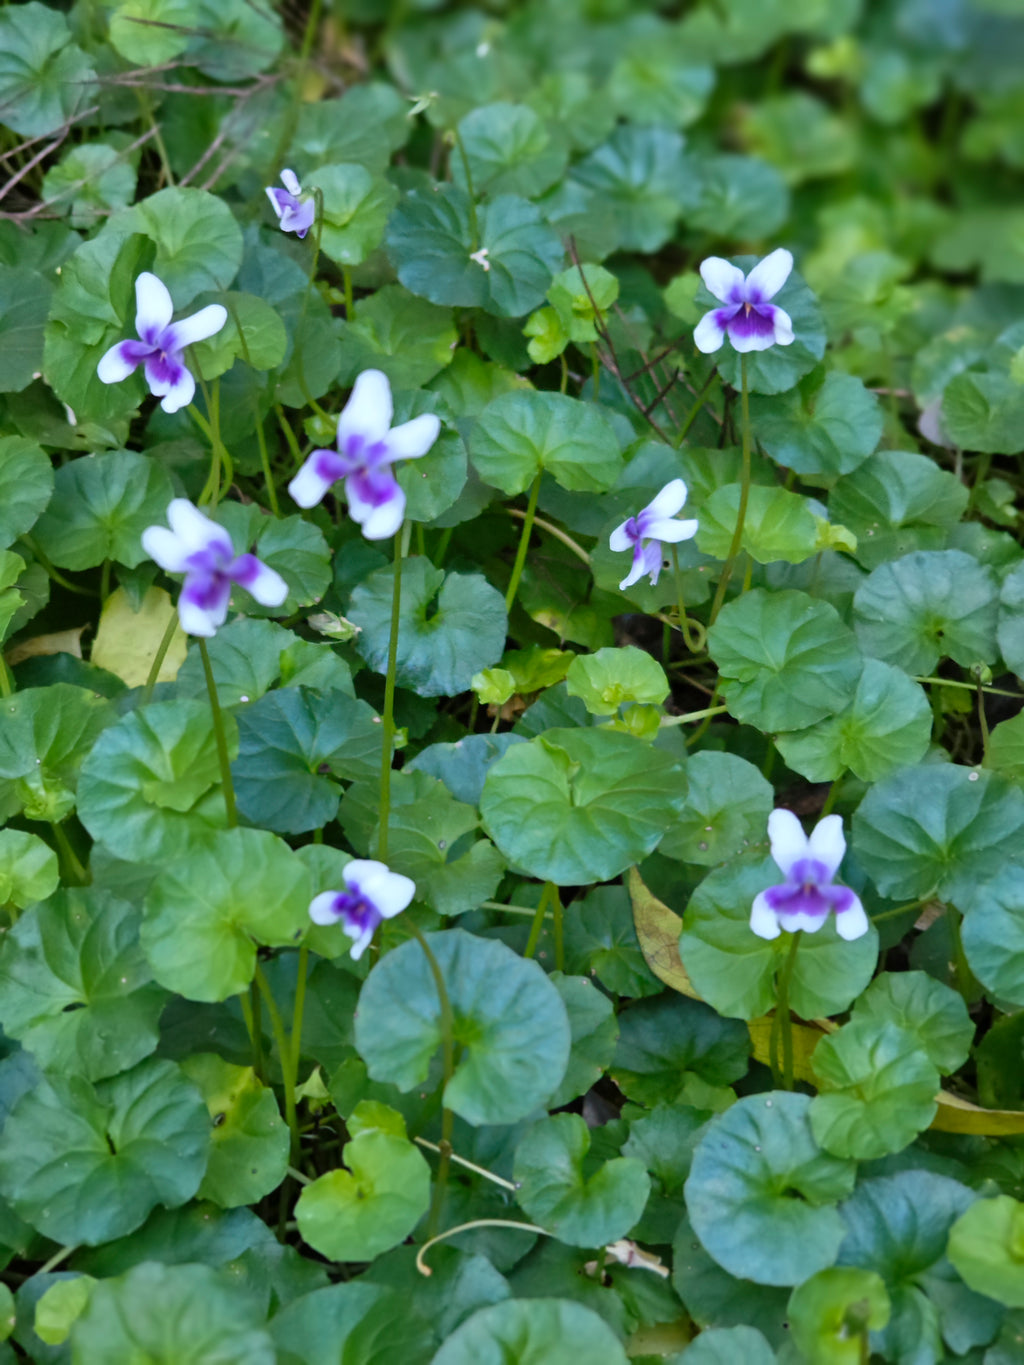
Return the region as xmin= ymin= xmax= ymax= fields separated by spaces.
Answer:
xmin=450 ymin=128 xmax=479 ymax=248
xmin=708 ymin=355 xmax=751 ymax=624
xmin=434 ymin=526 xmax=453 ymax=566
xmin=100 ymin=560 xmax=111 ymax=604
xmin=670 ymin=545 xmax=705 ymax=652
xmin=774 ymin=931 xmax=802 ymax=1091
xmin=686 ymin=682 xmax=722 ymax=747
xmin=254 ymin=962 xmax=300 ymax=1163
xmin=523 ymin=882 xmax=555 ymax=960
xmin=276 ymin=404 xmax=305 ymax=468
xmin=859 ymin=1330 xmax=870 ymax=1365
xmin=378 ymin=523 xmax=408 ymax=862
xmin=142 ymin=609 xmax=180 ymax=702
xmin=870 ymin=898 xmax=926 ymax=924
xmin=136 ymin=88 xmax=174 ymax=186
xmin=290 ymin=945 xmax=309 ymax=1088
xmin=417 ymin=1220 xmax=548 ymax=1277
xmin=50 ymin=822 xmax=89 ymax=886
xmin=414 ymin=1137 xmax=518 ymax=1191
xmin=559 ymin=352 xmax=569 ymax=394
xmin=591 ymin=344 xmax=601 ymax=398
xmin=287 ymin=1165 xmax=311 ymax=1185
xmin=976 ymin=678 xmax=991 ymax=762
xmin=239 ymin=985 xmax=264 ymax=1081
xmin=269 ymin=0 xmax=323 ymax=175
xmin=342 ymin=266 xmax=354 ymax=320
xmin=552 ymin=885 xmax=564 ymax=972
xmin=406 ymin=921 xmax=455 ymax=1238
xmin=914 ymin=675 xmax=1022 ymax=698
xmin=506 ymin=506 xmax=590 ymax=566
xmin=198 ymin=638 xmax=236 ymax=829
xmin=253 ymin=404 xmax=280 ymax=517
xmin=0 ymin=655 xmax=12 ymax=699
xmin=505 ymin=475 xmax=541 ymax=614
xmin=21 ymin=538 xmax=98 ymax=597
xmin=37 ymin=1244 xmax=78 ymax=1276
xmin=675 ymin=370 xmax=717 ymax=446
xmin=660 ymin=704 xmax=728 ymax=728
xmin=947 ymin=904 xmax=976 ymax=1002
xmin=820 ymin=773 xmax=844 ymax=817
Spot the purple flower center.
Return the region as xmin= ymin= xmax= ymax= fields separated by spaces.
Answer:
xmin=330 ymin=887 xmax=382 ymax=937
xmin=763 ymin=856 xmax=856 ymax=922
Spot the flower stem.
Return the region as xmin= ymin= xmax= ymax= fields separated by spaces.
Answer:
xmin=0 ymin=655 xmax=12 ymax=699
xmin=660 ymin=703 xmax=729 ymax=728
xmin=505 ymin=474 xmax=541 ymax=615
xmin=771 ymin=931 xmax=802 ymax=1091
xmin=450 ymin=127 xmax=480 ymax=249
xmin=671 ymin=545 xmax=705 ymax=652
xmin=198 ymin=638 xmax=236 ymax=829
xmin=50 ymin=821 xmax=89 ymax=886
xmin=142 ymin=609 xmax=181 ymax=702
xmin=253 ymin=401 xmax=280 ymax=517
xmin=505 ymin=507 xmax=590 ymax=566
xmin=946 ymin=904 xmax=977 ymax=1003
xmin=820 ymin=772 xmax=844 ymax=817
xmin=416 ymin=1220 xmax=548 ymax=1277
xmin=523 ymin=882 xmax=556 ymax=959
xmin=239 ymin=985 xmax=264 ymax=1081
xmin=675 ymin=370 xmax=717 ymax=446
xmin=377 ymin=522 xmax=408 ymax=861
xmin=406 ymin=921 xmax=455 ymax=1239
xmin=708 ymin=354 xmax=751 ymax=624
xmin=342 ymin=266 xmax=354 ymax=321
xmin=414 ymin=1137 xmax=519 ymax=1191
xmin=552 ymin=884 xmax=564 ymax=972
xmin=290 ymin=944 xmax=309 ymax=1092
xmin=253 ymin=961 xmax=300 ymax=1164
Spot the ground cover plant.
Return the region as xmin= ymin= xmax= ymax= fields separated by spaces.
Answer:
xmin=3 ymin=0 xmax=1024 ymax=1359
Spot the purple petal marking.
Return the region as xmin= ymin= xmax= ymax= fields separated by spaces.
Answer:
xmin=181 ymin=570 xmax=231 ymax=615
xmin=763 ymin=883 xmax=832 ymax=921
xmin=144 ymin=350 xmax=187 ymax=389
xmin=347 ymin=464 xmax=401 ymax=509
xmin=313 ymin=448 xmax=349 ymax=485
xmin=228 ymin=553 xmax=264 ymax=591
xmin=726 ymin=306 xmax=777 ymax=342
xmin=119 ymin=339 xmax=156 ymax=368
xmin=269 ymin=187 xmax=301 ymax=215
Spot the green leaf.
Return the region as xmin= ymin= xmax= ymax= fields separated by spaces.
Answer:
xmin=217 ymin=506 xmax=331 ymax=618
xmin=296 ymin=1130 xmax=431 ymax=1262
xmin=173 ymin=618 xmax=293 ymax=708
xmin=0 ymin=829 xmax=58 ymax=908
xmin=707 ymin=589 xmax=862 ymax=731
xmin=669 ymin=1325 xmax=776 ymax=1364
xmin=306 ymin=163 xmax=398 ymax=269
xmin=0 ymin=437 xmax=52 ymax=550
xmin=570 ymin=126 xmax=687 ymax=253
xmin=454 ymin=103 xmax=568 ymax=199
xmin=123 ymin=187 xmax=244 ymax=306
xmin=852 ymin=971 xmax=973 ymax=1075
xmin=232 ymin=688 xmax=380 ymax=835
xmin=947 ymin=1196 xmax=1024 ymax=1308
xmin=180 ymin=1054 xmax=289 ymax=1209
xmin=77 ymin=700 xmax=234 ymax=863
xmin=0 ymin=3 xmax=96 ymax=138
xmin=852 ymin=763 xmax=1024 ymax=902
xmin=685 ymin=1092 xmax=855 ymax=1287
xmin=34 ymin=1276 xmax=93 ymax=1346
xmin=350 ymin=558 xmax=507 ymax=697
xmin=749 ymin=369 xmax=882 ymax=481
xmin=853 ymin=550 xmax=999 ymax=674
xmin=42 ymin=142 xmax=138 ymax=231
xmin=0 ymin=1058 xmax=209 ymax=1246
xmin=830 ymin=450 xmax=969 ymax=571
xmin=337 ymin=286 xmax=457 ymax=389
xmin=786 ymin=1268 xmax=890 ymax=1365
xmin=513 ymin=1113 xmax=650 ymax=1248
xmin=611 ymin=993 xmax=749 ymax=1107
xmin=109 ymin=0 xmax=197 ymax=65
xmin=562 ymin=884 xmax=662 ymax=999
xmin=71 ymin=1261 xmax=275 ymax=1364
xmin=0 ymin=267 xmax=54 ymax=394
xmin=185 ymin=0 xmax=282 ymax=82
xmin=289 ymin=87 xmax=404 ymax=175
xmin=680 ymin=858 xmax=879 ymax=1020
xmin=431 ymin=1299 xmax=629 ymax=1365
xmin=942 ymin=369 xmax=1024 ymax=454
xmin=470 ymin=389 xmax=622 ymax=496
xmin=354 ymin=929 xmax=571 ymax=1126
xmin=190 ymin=292 xmax=287 ymax=379
xmin=775 ymin=659 xmax=933 ymax=783
xmin=809 ymin=1019 xmax=940 ymax=1160
xmin=547 ymin=974 xmax=618 ymax=1108
xmin=565 ymin=646 xmax=669 ymax=716
xmin=480 ymin=727 xmax=685 ymax=885
xmin=697 ymin=484 xmax=821 ymax=565
xmin=999 ymin=561 xmax=1024 ymax=679
xmin=406 ymin=733 xmax=527 ymax=808
xmin=0 ymin=683 xmax=114 ymax=823
xmin=387 ymin=186 xmax=563 ymax=317
xmin=961 ymin=865 xmax=1024 ymax=1009
xmin=659 ymin=751 xmax=773 ymax=867
xmin=392 ymin=391 xmax=468 ymax=524
xmin=680 ymin=153 xmax=789 ymax=238
xmin=0 ymin=888 xmax=167 ymax=1082
xmin=672 ymin=1211 xmax=791 ymax=1346
xmin=33 ymin=448 xmax=175 ymax=571
xmin=711 ymin=264 xmax=827 ymax=396
xmin=141 ymin=828 xmax=311 ymax=1002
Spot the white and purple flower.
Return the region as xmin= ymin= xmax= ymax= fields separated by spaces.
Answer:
xmin=287 ymin=369 xmax=441 ymax=540
xmin=693 ymin=249 xmax=795 ymax=355
xmin=97 ymin=272 xmax=227 ymax=414
xmin=141 ymin=498 xmax=288 ymax=638
xmin=309 ymin=859 xmax=416 ymax=960
xmin=266 ymin=168 xmax=315 ymax=239
xmin=609 ymin=479 xmax=699 ymax=590
xmin=751 ymin=809 xmax=869 ymax=942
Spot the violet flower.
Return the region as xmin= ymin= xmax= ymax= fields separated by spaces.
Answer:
xmin=609 ymin=479 xmax=699 ymax=590
xmin=751 ymin=809 xmax=869 ymax=942
xmin=287 ymin=369 xmax=441 ymax=540
xmin=141 ymin=498 xmax=288 ymax=638
xmin=266 ymin=169 xmax=315 ymax=239
xmin=693 ymin=249 xmax=795 ymax=355
xmin=308 ymin=859 xmax=416 ymax=960
xmin=97 ymin=272 xmax=227 ymax=414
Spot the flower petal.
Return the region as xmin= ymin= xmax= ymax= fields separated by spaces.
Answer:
xmin=177 ymin=577 xmax=230 ymax=637
xmin=97 ymin=340 xmax=145 ymax=384
xmin=807 ymin=814 xmax=846 ymax=879
xmin=337 ymin=369 xmax=393 ymax=449
xmin=644 ymin=479 xmax=688 ymax=519
xmin=309 ymin=891 xmax=345 ymax=925
xmin=699 ymin=257 xmax=746 ymax=303
xmin=281 ymin=168 xmax=302 ymax=197
xmin=767 ymin=808 xmax=809 ymax=877
xmin=776 ymin=907 xmax=829 ymax=934
xmin=693 ymin=310 xmax=727 ymax=354
xmin=744 ymin=248 xmax=793 ymax=303
xmin=609 ymin=519 xmax=636 ymax=553
xmin=266 ymin=186 xmax=288 ymax=220
xmin=230 ymin=554 xmax=288 ymax=607
xmin=134 ymin=271 xmax=174 ymax=340
xmin=770 ymin=305 xmax=794 ymax=347
xmin=728 ymin=325 xmax=780 ymax=354
xmin=282 ymin=200 xmax=316 ymax=238
xmin=347 ymin=923 xmax=376 ymax=960
xmin=835 ymin=897 xmax=869 ymax=941
xmin=166 ymin=498 xmax=226 ymax=556
xmin=352 ymin=860 xmax=416 ymax=918
xmin=750 ymin=893 xmax=782 ymax=940
xmin=288 ymin=449 xmax=347 ymax=509
xmin=383 ymin=413 xmax=442 ymax=462
xmin=169 ymin=304 xmax=228 ymax=351
xmin=141 ymin=525 xmax=192 ymax=574
xmin=345 ymin=468 xmax=405 ymax=540
xmin=646 ymin=516 xmax=698 ymax=544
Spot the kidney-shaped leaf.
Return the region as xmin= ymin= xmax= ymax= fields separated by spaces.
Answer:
xmin=431 ymin=1298 xmax=629 ymax=1365
xmin=470 ymin=390 xmax=622 ymax=497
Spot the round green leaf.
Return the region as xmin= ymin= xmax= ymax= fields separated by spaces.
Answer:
xmin=852 ymin=763 xmax=1024 ymax=902
xmin=853 ymin=550 xmax=999 ymax=674
xmin=998 ymin=561 xmax=1024 ymax=680
xmin=0 ymin=683 xmax=114 ymax=822
xmin=350 ymin=558 xmax=507 ymax=697
xmin=180 ymin=1054 xmax=289 ymax=1210
xmin=470 ymin=390 xmax=622 ymax=496
xmin=787 ymin=1268 xmax=890 ymax=1365
xmin=697 ymin=484 xmax=820 ymax=565
xmin=71 ymin=1261 xmax=275 ymax=1365
xmin=42 ymin=141 xmax=138 ymax=231
xmin=0 ymin=828 xmax=59 ymax=908
xmin=852 ymin=971 xmax=973 ymax=1075
xmin=33 ymin=448 xmax=175 ymax=571
xmin=337 ymin=285 xmax=457 ymax=389
xmin=77 ymin=700 xmax=235 ymax=863
xmin=943 ymin=369 xmax=1024 ymax=455
xmin=0 ymin=888 xmax=167 ymax=1081
xmin=829 ymin=450 xmax=968 ymax=572
xmin=354 ymin=929 xmax=571 ymax=1126
xmin=681 ymin=153 xmax=788 ymax=238
xmin=305 ymin=163 xmax=398 ymax=268
xmin=0 ymin=1058 xmax=209 ymax=1246
xmin=668 ymin=1325 xmax=776 ymax=1364
xmin=454 ymin=103 xmax=568 ymax=199
xmin=712 ymin=264 xmax=826 ymax=396
xmin=671 ymin=1211 xmax=792 ymax=1347
xmin=141 ymin=827 xmax=311 ymax=1002
xmin=173 ymin=618 xmax=293 ymax=708
xmin=0 ymin=3 xmax=96 ymax=138
xmin=565 ymin=646 xmax=669 ymax=716
xmin=189 ymin=291 xmax=288 ymax=379
xmin=707 ymin=589 xmax=862 ymax=731
xmin=809 ymin=1019 xmax=939 ymax=1160
xmin=563 ymin=884 xmax=662 ymax=999
xmin=513 ymin=1113 xmax=650 ymax=1248
xmin=0 ymin=269 xmax=55 ymax=395
xmin=546 ymin=973 xmax=618 ymax=1108
xmin=961 ymin=865 xmax=1024 ymax=1009
xmin=124 ymin=187 xmax=244 ymax=306
xmin=432 ymin=1298 xmax=629 ymax=1365
xmin=611 ymin=993 xmax=749 ymax=1107
xmin=947 ymin=1197 xmax=1024 ymax=1308
xmin=775 ymin=659 xmax=933 ymax=783
xmin=750 ymin=370 xmax=882 ymax=480
xmin=659 ymin=751 xmax=773 ymax=867
xmin=392 ymin=391 xmax=468 ymax=524
xmin=296 ymin=1130 xmax=430 ymax=1262
xmin=571 ymin=125 xmax=687 ymax=252
xmin=685 ymin=1092 xmax=856 ymax=1287
xmin=480 ymin=727 xmax=685 ymax=885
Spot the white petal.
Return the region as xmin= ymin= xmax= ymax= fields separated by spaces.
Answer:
xmin=835 ymin=897 xmax=870 ymax=941
xmin=355 ymin=861 xmax=416 ymax=918
xmin=288 ymin=458 xmax=335 ymax=509
xmin=170 ymin=304 xmax=228 ymax=350
xmin=767 ymin=808 xmax=808 ymax=877
xmin=693 ymin=311 xmax=726 ymax=354
xmin=383 ymin=413 xmax=442 ymax=462
xmin=241 ymin=561 xmax=288 ymax=607
xmin=644 ymin=479 xmax=688 ymax=520
xmin=281 ymin=168 xmax=302 ymax=196
xmin=771 ymin=306 xmax=794 ymax=347
xmin=347 ymin=479 xmax=405 ymax=540
xmin=619 ymin=560 xmax=647 ymax=591
xmin=338 ymin=369 xmax=393 ymax=447
xmin=309 ymin=890 xmax=343 ymax=925
xmin=646 ymin=516 xmax=699 ymax=544
xmin=166 ymin=498 xmax=224 ymax=555
xmin=728 ymin=328 xmax=779 ymax=354
xmin=141 ymin=525 xmax=192 ymax=573
xmin=744 ymin=248 xmax=793 ymax=302
xmin=750 ymin=893 xmax=781 ymax=940
xmin=265 ymin=186 xmax=285 ymax=221
xmin=177 ymin=593 xmax=224 ymax=638
xmin=96 ymin=342 xmax=137 ymax=384
xmin=776 ymin=908 xmax=828 ymax=934
xmin=807 ymin=814 xmax=846 ymax=877
xmin=348 ymin=924 xmax=375 ymax=960
xmin=609 ymin=520 xmax=635 ymax=552
xmin=699 ymin=257 xmax=745 ymax=303
xmin=156 ymin=367 xmax=196 ymax=413
xmin=134 ymin=271 xmax=173 ymax=337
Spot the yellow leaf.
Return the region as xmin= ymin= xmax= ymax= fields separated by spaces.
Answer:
xmin=628 ymin=866 xmax=700 ymax=999
xmin=91 ymin=587 xmax=187 ymax=687
xmin=6 ymin=626 xmax=85 ymax=666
